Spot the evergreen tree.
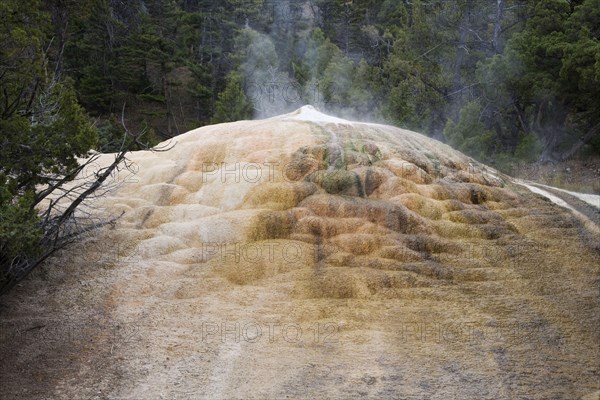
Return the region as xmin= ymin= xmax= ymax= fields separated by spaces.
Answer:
xmin=4 ymin=0 xmax=594 ymax=173
xmin=212 ymin=73 xmax=253 ymax=123
xmin=1 ymin=0 xmax=99 ymax=292
xmin=473 ymin=0 xmax=600 ymax=161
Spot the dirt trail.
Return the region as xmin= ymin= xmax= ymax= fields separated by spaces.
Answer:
xmin=515 ymin=180 xmax=600 ymax=245
xmin=526 ymin=182 xmax=599 ymax=226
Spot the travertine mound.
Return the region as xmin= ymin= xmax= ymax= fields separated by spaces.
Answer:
xmin=97 ymin=107 xmax=519 ymax=292
xmin=1 ymin=106 xmax=598 ymax=399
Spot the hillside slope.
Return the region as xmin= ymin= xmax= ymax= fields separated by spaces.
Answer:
xmin=1 ymin=106 xmax=599 ymax=399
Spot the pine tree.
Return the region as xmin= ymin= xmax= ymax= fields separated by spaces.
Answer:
xmin=473 ymin=0 xmax=600 ymax=161
xmin=212 ymin=73 xmax=253 ymax=123
xmin=1 ymin=0 xmax=99 ymax=292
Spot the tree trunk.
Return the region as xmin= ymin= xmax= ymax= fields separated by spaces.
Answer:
xmin=343 ymin=3 xmax=350 ymax=56
xmin=453 ymin=2 xmax=471 ymax=94
xmin=559 ymin=122 xmax=600 ymax=161
xmin=539 ymin=127 xmax=560 ymax=163
xmin=533 ymin=100 xmax=569 ymax=162
xmin=493 ymin=0 xmax=505 ymax=53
